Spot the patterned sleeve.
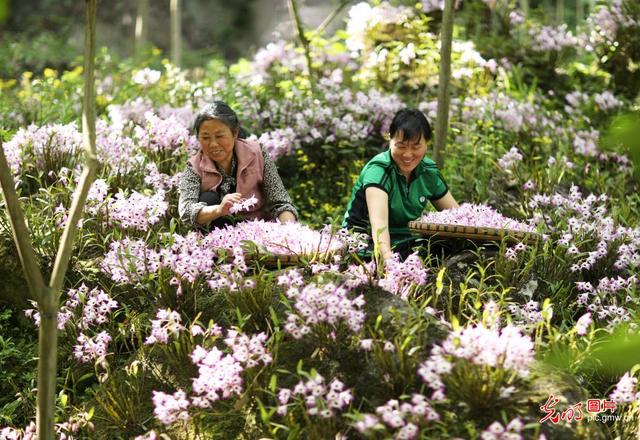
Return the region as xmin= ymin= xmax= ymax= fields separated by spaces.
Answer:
xmin=261 ymin=149 xmax=299 ymax=220
xmin=178 ymin=164 xmax=207 ymax=224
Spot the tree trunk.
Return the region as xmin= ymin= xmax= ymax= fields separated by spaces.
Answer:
xmin=0 ymin=1 xmax=98 ymax=438
xmin=433 ymin=0 xmax=454 ymax=168
xmin=36 ymin=285 xmax=56 ymax=440
xmin=170 ymin=0 xmax=182 ymax=66
xmin=135 ymin=0 xmax=149 ymax=56
xmin=38 ymin=0 xmax=100 ymax=436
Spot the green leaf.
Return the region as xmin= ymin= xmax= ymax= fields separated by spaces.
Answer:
xmin=59 ymin=392 xmax=68 ymax=408
xmin=436 ymin=267 xmax=446 ymax=296
xmin=269 ymin=306 xmax=280 ymax=327
xmin=374 ymin=314 xmax=383 ymax=331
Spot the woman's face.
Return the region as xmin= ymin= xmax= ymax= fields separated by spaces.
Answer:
xmin=389 ymin=131 xmax=428 ymax=177
xmin=198 ymin=119 xmax=238 ymax=164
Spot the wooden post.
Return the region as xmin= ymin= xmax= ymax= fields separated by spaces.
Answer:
xmin=433 ymin=0 xmax=454 ymax=168
xmin=135 ymin=0 xmax=149 ymax=56
xmin=576 ymin=0 xmax=584 ymax=28
xmin=170 ymin=0 xmax=182 ymax=67
xmin=556 ymin=0 xmax=565 ymax=24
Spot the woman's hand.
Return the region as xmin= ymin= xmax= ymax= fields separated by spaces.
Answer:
xmin=196 ymin=192 xmax=242 ymax=225
xmin=277 ymin=210 xmax=297 ymax=223
xmin=217 ymin=192 xmax=243 ymax=216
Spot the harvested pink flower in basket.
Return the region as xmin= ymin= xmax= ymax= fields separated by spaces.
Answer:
xmin=410 ymin=203 xmax=538 ymax=243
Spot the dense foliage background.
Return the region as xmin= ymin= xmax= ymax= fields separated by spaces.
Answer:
xmin=1 ymin=0 xmax=640 ymax=439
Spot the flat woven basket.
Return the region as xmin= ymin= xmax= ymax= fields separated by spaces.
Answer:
xmin=255 ymin=252 xmax=301 ymax=267
xmin=223 ymin=251 xmax=300 ymax=268
xmin=408 ymin=221 xmax=540 ymax=244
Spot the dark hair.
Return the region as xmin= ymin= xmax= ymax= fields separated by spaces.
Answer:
xmin=389 ymin=108 xmax=432 ymax=143
xmin=193 ymin=100 xmax=244 ymax=137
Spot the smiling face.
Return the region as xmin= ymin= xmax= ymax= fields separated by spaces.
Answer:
xmin=197 ymin=119 xmax=238 ymax=167
xmin=389 ymin=131 xmax=428 ymax=178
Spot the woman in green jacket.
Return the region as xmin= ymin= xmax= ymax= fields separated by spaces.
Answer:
xmin=343 ymin=108 xmax=458 ymax=260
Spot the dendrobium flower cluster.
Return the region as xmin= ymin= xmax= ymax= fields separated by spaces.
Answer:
xmin=575 ymin=276 xmax=636 ymax=326
xmin=529 ymin=24 xmax=578 ymax=52
xmin=74 ymin=331 xmax=112 ymax=363
xmin=105 ymin=190 xmax=169 ymax=231
xmin=133 ymin=111 xmax=193 ymax=154
xmin=145 ymin=309 xmax=185 ymax=345
xmin=497 ymin=147 xmax=523 ymax=171
xmin=419 ymin=323 xmax=535 ymax=399
xmin=528 ymin=186 xmax=640 ymax=305
xmin=610 ymin=372 xmax=640 ymax=404
xmin=246 ymin=128 xmax=296 ymax=161
xmin=144 ymin=162 xmax=182 ymax=192
xmin=3 ymin=122 xmax=82 ymax=175
xmin=275 ymin=374 xmax=353 ymax=418
xmin=480 ymin=417 xmax=524 ymax=440
xmin=354 ymin=394 xmax=440 ymax=439
xmin=25 ymin=285 xmax=118 ymax=364
xmin=378 ymin=252 xmax=428 ymax=299
xmin=283 ymin=281 xmax=366 ymax=339
xmin=150 ymin=325 xmax=272 ymax=426
xmin=205 ymin=220 xmax=346 ymax=257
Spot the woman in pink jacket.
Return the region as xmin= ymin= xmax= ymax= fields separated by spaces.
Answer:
xmin=178 ymin=101 xmax=297 ymax=230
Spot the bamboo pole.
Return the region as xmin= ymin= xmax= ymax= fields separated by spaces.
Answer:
xmin=433 ymin=0 xmax=454 ymax=168
xmin=287 ymin=0 xmax=314 ymax=85
xmin=170 ymin=0 xmax=182 ymax=67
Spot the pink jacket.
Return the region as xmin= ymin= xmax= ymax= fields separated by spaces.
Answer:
xmin=188 ymin=138 xmax=268 ymax=220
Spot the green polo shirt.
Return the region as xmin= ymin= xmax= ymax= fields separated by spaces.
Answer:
xmin=342 ymin=150 xmax=448 ymax=242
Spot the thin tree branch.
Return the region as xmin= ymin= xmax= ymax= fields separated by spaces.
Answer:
xmin=0 ymin=142 xmax=45 ymax=302
xmin=312 ymin=0 xmax=352 ymax=36
xmin=287 ymin=0 xmax=315 ymax=85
